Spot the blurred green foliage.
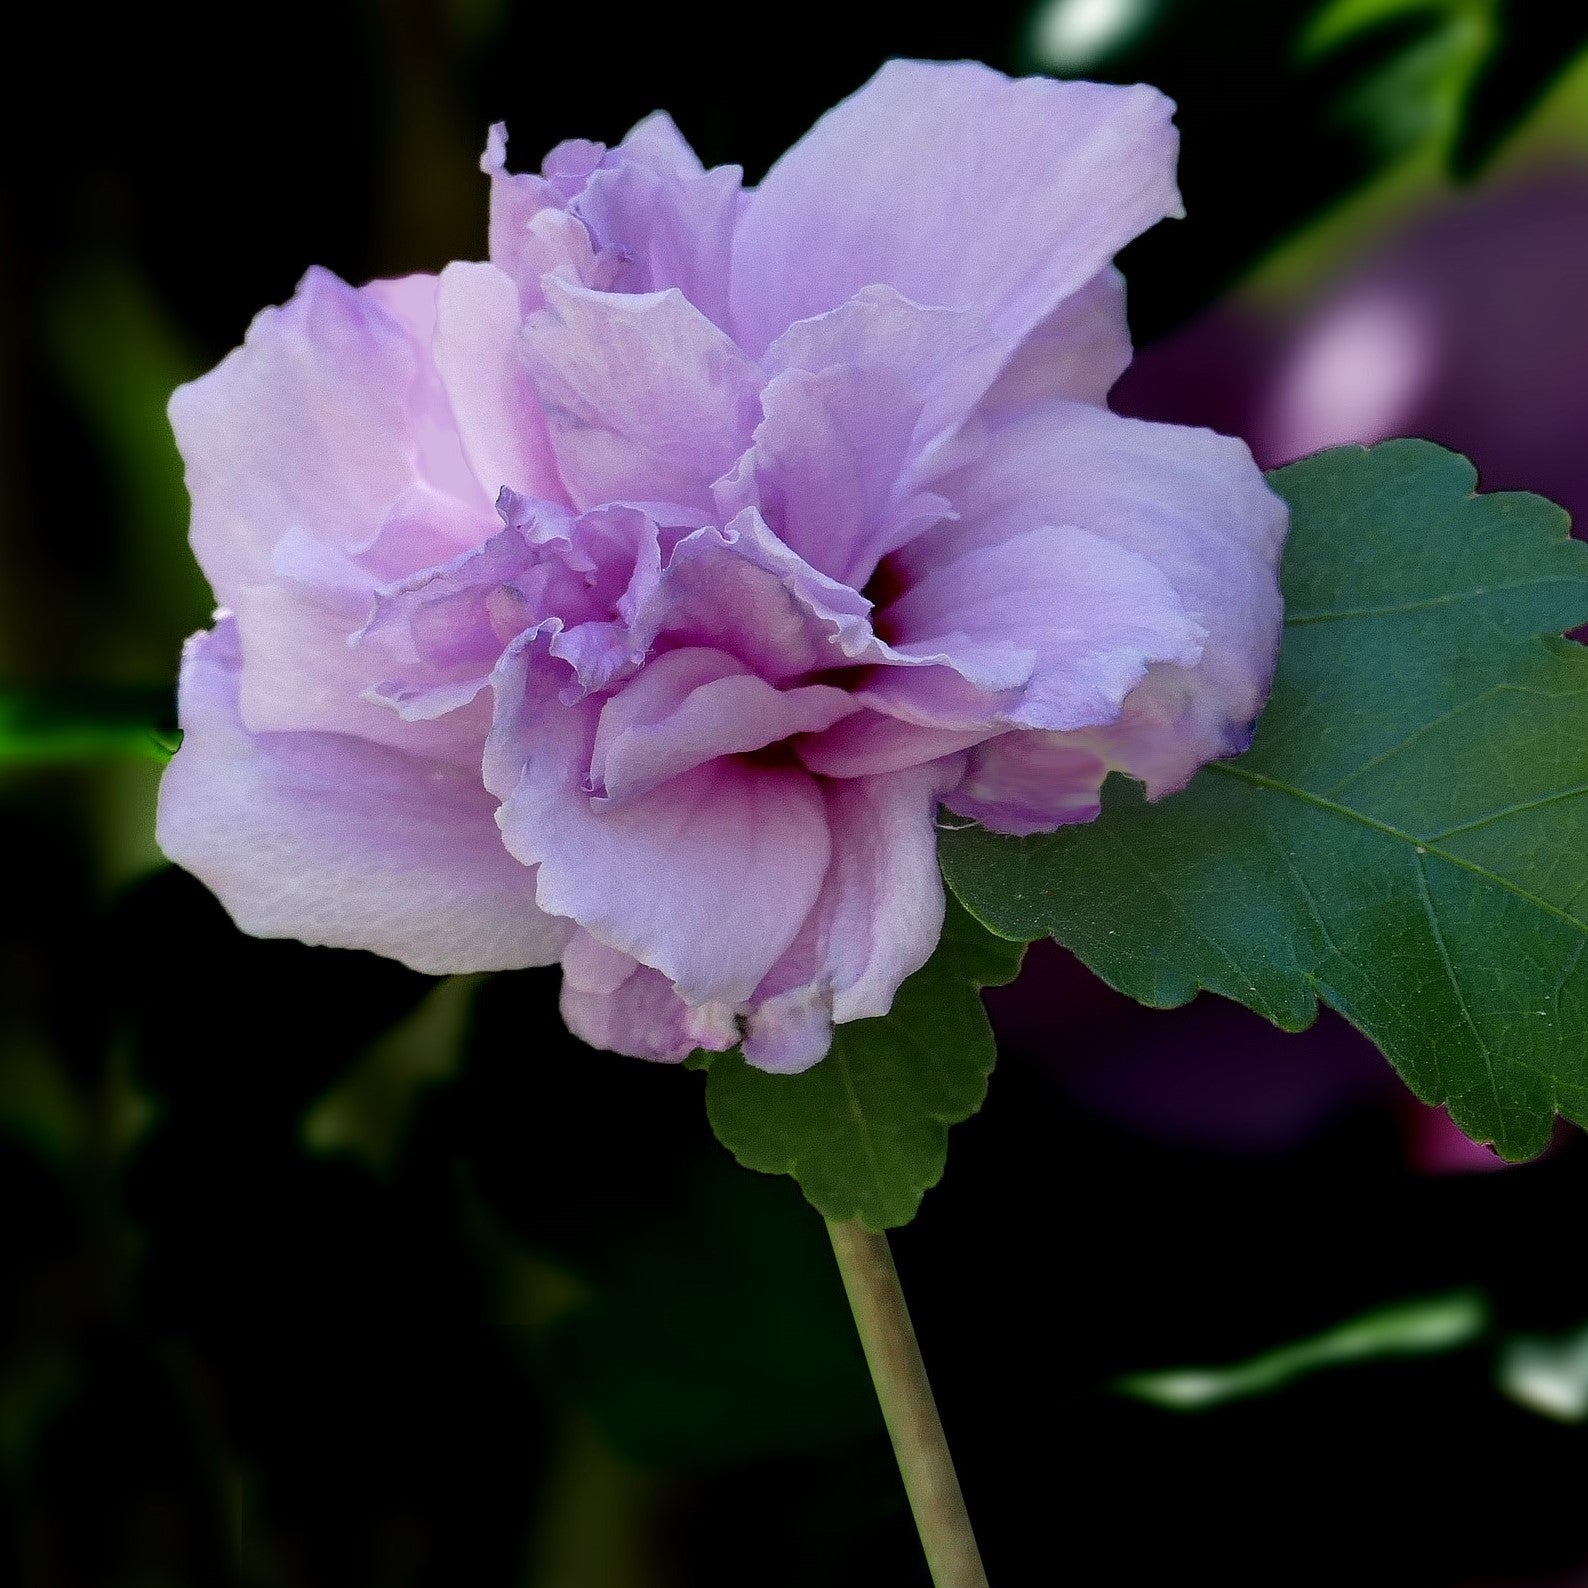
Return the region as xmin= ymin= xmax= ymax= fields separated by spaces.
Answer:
xmin=0 ymin=686 xmax=178 ymax=766
xmin=1116 ymin=1289 xmax=1488 ymax=1409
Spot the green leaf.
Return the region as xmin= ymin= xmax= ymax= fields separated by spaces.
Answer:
xmin=0 ymin=684 xmax=180 ymax=765
xmin=941 ymin=440 xmax=1588 ymax=1160
xmin=699 ymin=899 xmax=1025 ymax=1230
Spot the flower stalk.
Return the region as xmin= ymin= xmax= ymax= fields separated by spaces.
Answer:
xmin=826 ymin=1217 xmax=989 ymax=1588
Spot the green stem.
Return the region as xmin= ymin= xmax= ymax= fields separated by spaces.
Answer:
xmin=826 ymin=1218 xmax=989 ymax=1588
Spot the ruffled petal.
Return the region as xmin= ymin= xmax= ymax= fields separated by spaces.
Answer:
xmin=589 ymin=647 xmax=854 ymax=804
xmin=351 ymin=516 xmax=542 ymax=724
xmin=742 ymin=760 xmax=958 ymax=1072
xmin=922 ymin=401 xmax=1286 ymax=826
xmin=730 ymin=60 xmax=1179 ymax=358
xmin=483 ymin=116 xmax=745 ymax=331
xmin=558 ymin=929 xmax=738 ymax=1062
xmin=522 ymin=279 xmax=764 ymax=512
xmin=158 ymin=621 xmax=570 ymax=974
xmin=632 ymin=509 xmax=878 ymax=681
xmin=875 ymin=521 xmax=1204 ymax=732
xmin=571 ymin=142 xmax=743 ymax=331
xmin=488 ymin=634 xmax=832 ymax=1006
xmin=721 ymin=287 xmax=1000 ymax=586
xmin=481 ymin=125 xmax=620 ymax=305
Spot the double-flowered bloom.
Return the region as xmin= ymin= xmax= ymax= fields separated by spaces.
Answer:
xmin=158 ymin=60 xmax=1286 ymax=1071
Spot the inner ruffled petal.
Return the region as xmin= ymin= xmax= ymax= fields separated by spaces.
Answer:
xmin=588 ymin=647 xmax=855 ymax=804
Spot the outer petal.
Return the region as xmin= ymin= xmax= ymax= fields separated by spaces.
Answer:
xmin=742 ymin=760 xmax=959 ymax=1073
xmin=559 ymin=929 xmax=738 ymax=1063
xmin=223 ymin=481 xmax=499 ymax=764
xmin=522 ymin=279 xmax=764 ymax=512
xmin=922 ymin=401 xmax=1287 ymax=823
xmin=616 ymin=111 xmax=708 ymax=179
xmin=761 ymin=285 xmax=1007 ymax=448
xmin=231 ymin=579 xmax=491 ymax=765
xmin=979 ymin=268 xmax=1133 ymax=412
xmin=487 ymin=635 xmax=832 ymax=1006
xmin=157 ymin=622 xmax=570 ymax=974
xmin=169 ymin=267 xmax=531 ymax=764
xmin=360 ymin=273 xmax=498 ymax=513
xmin=169 ymin=268 xmax=428 ymax=606
xmin=874 ymin=523 xmax=1205 ymax=732
xmin=947 ymin=733 xmax=1111 ymax=834
xmin=730 ymin=60 xmax=1180 ymax=357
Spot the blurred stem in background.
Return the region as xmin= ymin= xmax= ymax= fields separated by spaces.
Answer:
xmin=827 ymin=1221 xmax=988 ymax=1588
xmin=526 ymin=1415 xmax=675 ymax=1588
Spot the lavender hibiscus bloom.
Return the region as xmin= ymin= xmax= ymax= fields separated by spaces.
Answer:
xmin=158 ymin=60 xmax=1286 ymax=1073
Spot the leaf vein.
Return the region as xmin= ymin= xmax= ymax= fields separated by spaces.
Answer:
xmin=1285 ymin=577 xmax=1575 ymax=625
xmin=1098 ymin=819 xmax=1280 ymax=1019
xmin=1265 ymin=825 xmax=1414 ymax=1080
xmin=1210 ymin=762 xmax=1588 ymax=933
xmin=1413 ymin=853 xmax=1505 ymax=1128
xmin=1323 ymin=687 xmax=1504 ymax=799
xmin=1424 ymin=780 xmax=1588 ymax=842
xmin=834 ymin=1053 xmax=886 ymax=1204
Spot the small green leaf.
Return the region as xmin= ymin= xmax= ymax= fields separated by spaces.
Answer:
xmin=700 ymin=899 xmax=1024 ymax=1230
xmin=1117 ymin=1290 xmax=1488 ymax=1411
xmin=942 ymin=440 xmax=1588 ymax=1160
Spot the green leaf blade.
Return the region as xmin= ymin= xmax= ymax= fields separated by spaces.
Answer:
xmin=700 ymin=900 xmax=1024 ymax=1230
xmin=941 ymin=440 xmax=1588 ymax=1160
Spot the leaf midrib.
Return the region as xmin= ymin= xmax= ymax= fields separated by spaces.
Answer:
xmin=1207 ymin=761 xmax=1588 ymax=935
xmin=1282 ymin=575 xmax=1581 ymax=625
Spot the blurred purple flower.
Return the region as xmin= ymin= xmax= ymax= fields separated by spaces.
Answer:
xmin=1118 ymin=168 xmax=1588 ymax=528
xmin=158 ymin=61 xmax=1285 ymax=1072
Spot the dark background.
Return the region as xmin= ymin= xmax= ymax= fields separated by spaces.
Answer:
xmin=4 ymin=2 xmax=1588 ymax=1583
